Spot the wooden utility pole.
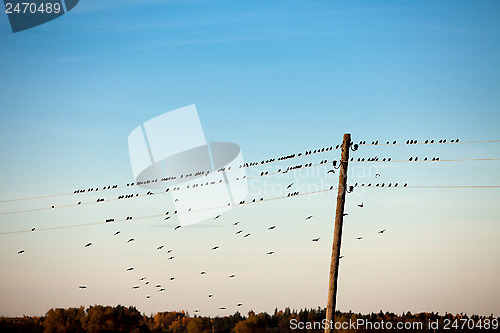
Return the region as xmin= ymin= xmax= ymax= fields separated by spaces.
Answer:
xmin=325 ymin=133 xmax=351 ymax=333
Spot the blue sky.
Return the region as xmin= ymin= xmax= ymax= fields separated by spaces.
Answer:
xmin=0 ymin=0 xmax=499 ymax=318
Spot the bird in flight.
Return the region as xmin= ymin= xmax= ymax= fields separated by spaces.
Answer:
xmin=267 ymin=251 xmax=274 ymax=255
xmin=157 ymin=245 xmax=164 ymax=250
xmin=343 ymin=213 xmax=348 ymax=216
xmin=229 ymin=274 xmax=236 ymax=278
xmin=212 ymin=246 xmax=219 ymax=250
xmin=375 ymin=173 xmax=380 ymax=178
xmin=168 ymin=256 xmax=175 ymax=260
xmin=79 ymin=285 xmax=87 ymax=289
xmin=327 ymin=169 xmax=335 ymax=174
xmin=167 ymin=249 xmax=173 ymax=253
xmin=140 ymin=277 xmax=146 ymax=281
xmin=214 ymin=215 xmax=221 ymax=220
xmin=378 ymin=229 xmax=386 ymax=234
xmin=208 ymin=294 xmax=213 ymax=298
xmin=127 ymin=238 xmax=134 ymax=243
xmin=312 ymin=238 xmax=320 ymax=242
xmin=174 ymin=226 xmax=181 ymax=231
xmin=235 ymin=230 xmax=243 ymax=235
xmin=233 ymin=222 xmax=240 ymax=226
xmin=132 ymin=286 xmax=139 ymax=289
xmin=268 ymin=226 xmax=276 ymax=230
xmin=219 ymin=307 xmax=226 ymax=310
xmin=305 ymin=215 xmax=313 ymax=220
xmin=114 ymin=231 xmax=120 ymax=236
xmin=339 ymin=256 xmax=344 ymax=259
xmin=243 ymin=233 xmax=250 ymax=238
xmin=170 ymin=277 xmax=175 ymax=281
xmin=200 ymin=271 xmax=206 ymax=275
xmin=237 ymin=303 xmax=243 ymax=307
xmin=358 ymin=203 xmax=364 ymax=208
xmin=355 ymin=237 xmax=363 ymax=240
xmin=287 ymin=183 xmax=294 ymax=189
xmin=155 ymin=284 xmax=161 ymax=288
xmin=85 ymin=243 xmax=92 ymax=247
xmin=127 ymin=267 xmax=134 ymax=271
xmin=159 ymin=288 xmax=165 ymax=292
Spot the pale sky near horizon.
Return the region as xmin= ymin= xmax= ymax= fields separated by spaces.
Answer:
xmin=0 ymin=0 xmax=499 ymax=319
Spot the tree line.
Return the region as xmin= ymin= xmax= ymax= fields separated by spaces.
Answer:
xmin=0 ymin=305 xmax=498 ymax=332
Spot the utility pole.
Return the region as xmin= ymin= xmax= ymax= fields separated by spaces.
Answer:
xmin=325 ymin=133 xmax=351 ymax=333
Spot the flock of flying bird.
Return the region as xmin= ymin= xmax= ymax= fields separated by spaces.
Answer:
xmin=10 ymin=139 xmax=420 ymax=314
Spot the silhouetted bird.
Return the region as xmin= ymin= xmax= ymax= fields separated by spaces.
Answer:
xmin=140 ymin=277 xmax=146 ymax=281
xmin=233 ymin=222 xmax=240 ymax=226
xmin=236 ymin=230 xmax=242 ymax=234
xmin=157 ymin=245 xmax=164 ymax=250
xmin=168 ymin=256 xmax=174 ymax=260
xmin=229 ymin=274 xmax=236 ymax=278
xmin=208 ymin=294 xmax=213 ymax=298
xmin=287 ymin=183 xmax=293 ymax=189
xmin=85 ymin=243 xmax=92 ymax=247
xmin=170 ymin=277 xmax=175 ymax=281
xmin=174 ymin=226 xmax=181 ymax=231
xmin=268 ymin=226 xmax=276 ymax=230
xmin=31 ymin=228 xmax=35 ymax=232
xmin=214 ymin=215 xmax=220 ymax=220
xmin=200 ymin=271 xmax=206 ymax=275
xmin=343 ymin=213 xmax=348 ymax=216
xmin=159 ymin=288 xmax=165 ymax=292
xmin=305 ymin=215 xmax=313 ymax=220
xmin=358 ymin=203 xmax=363 ymax=208
xmin=267 ymin=251 xmax=274 ymax=255
xmin=167 ymin=249 xmax=173 ymax=253
xmin=409 ymin=157 xmax=413 ymax=161
xmin=127 ymin=267 xmax=134 ymax=271
xmin=243 ymin=233 xmax=250 ymax=238
xmin=79 ymin=286 xmax=87 ymax=289
xmin=132 ymin=286 xmax=139 ymax=289
xmin=378 ymin=229 xmax=385 ymax=234
xmin=327 ymin=169 xmax=335 ymax=174
xmin=375 ymin=173 xmax=380 ymax=178
xmin=237 ymin=303 xmax=243 ymax=307
xmin=114 ymin=231 xmax=120 ymax=236
xmin=212 ymin=246 xmax=219 ymax=250
xmin=312 ymin=238 xmax=320 ymax=242
xmin=339 ymin=256 xmax=344 ymax=259
xmin=356 ymin=237 xmax=363 ymax=240
xmin=219 ymin=307 xmax=226 ymax=310
xmin=146 ymin=296 xmax=151 ymax=299
xmin=127 ymin=238 xmax=134 ymax=243
xmin=17 ymin=250 xmax=25 ymax=254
